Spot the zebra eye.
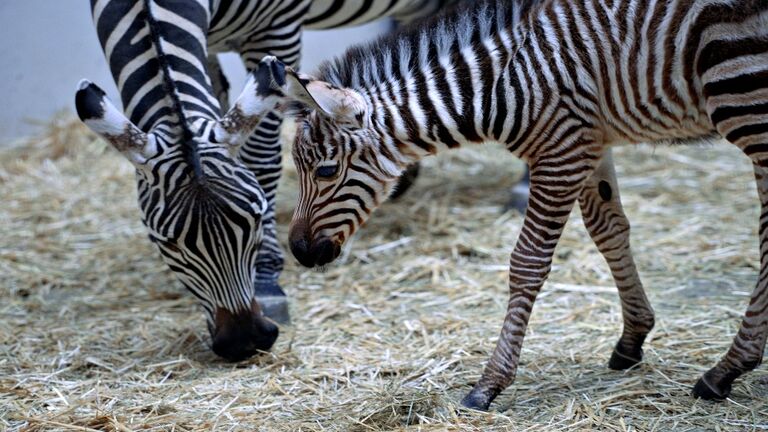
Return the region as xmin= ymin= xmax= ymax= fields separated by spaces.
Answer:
xmin=150 ymin=234 xmax=181 ymax=253
xmin=161 ymin=240 xmax=181 ymax=254
xmin=315 ymin=164 xmax=339 ymax=179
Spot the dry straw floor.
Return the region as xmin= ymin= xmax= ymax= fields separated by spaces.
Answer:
xmin=2 ymin=117 xmax=767 ymax=431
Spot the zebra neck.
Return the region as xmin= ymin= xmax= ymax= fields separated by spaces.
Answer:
xmin=364 ymin=38 xmax=539 ymax=167
xmin=95 ymin=1 xmax=219 ymax=135
xmin=320 ymin=1 xmax=543 ymax=167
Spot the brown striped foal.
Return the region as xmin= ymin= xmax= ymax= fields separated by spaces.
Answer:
xmin=279 ymin=0 xmax=768 ymax=410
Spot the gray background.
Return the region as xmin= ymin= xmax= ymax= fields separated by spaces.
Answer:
xmin=0 ymin=1 xmax=389 ymax=142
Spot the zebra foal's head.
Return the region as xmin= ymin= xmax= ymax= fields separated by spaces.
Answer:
xmin=283 ymin=70 xmax=407 ymax=268
xmin=74 ymin=57 xmax=286 ymax=361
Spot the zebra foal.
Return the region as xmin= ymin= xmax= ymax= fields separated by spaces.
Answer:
xmin=279 ymin=0 xmax=768 ymax=410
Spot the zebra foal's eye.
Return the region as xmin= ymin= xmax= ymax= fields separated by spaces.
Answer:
xmin=315 ymin=164 xmax=339 ymax=179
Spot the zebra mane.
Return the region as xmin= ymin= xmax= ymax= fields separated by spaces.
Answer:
xmin=142 ymin=0 xmax=204 ymax=180
xmin=315 ymin=0 xmax=543 ymax=90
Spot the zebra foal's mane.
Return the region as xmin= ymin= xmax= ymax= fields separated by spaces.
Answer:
xmin=316 ymin=0 xmax=544 ymax=90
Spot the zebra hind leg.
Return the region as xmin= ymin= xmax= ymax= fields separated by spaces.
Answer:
xmin=691 ymin=153 xmax=768 ymax=400
xmin=207 ymin=55 xmax=230 ymax=112
xmin=693 ymin=161 xmax=768 ymax=400
xmin=693 ymin=55 xmax=768 ymax=398
xmin=577 ymin=149 xmax=654 ymax=370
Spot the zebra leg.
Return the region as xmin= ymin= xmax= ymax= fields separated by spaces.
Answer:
xmin=578 ymin=149 xmax=654 ymax=370
xmin=692 ymin=161 xmax=768 ymax=400
xmin=238 ymin=49 xmax=304 ymax=325
xmin=461 ymin=146 xmax=602 ymax=411
xmin=389 ymin=163 xmax=420 ymax=200
xmin=209 ymin=52 xmax=289 ymax=323
xmin=691 ymin=65 xmax=768 ymax=399
xmin=238 ymin=110 xmax=289 ymax=324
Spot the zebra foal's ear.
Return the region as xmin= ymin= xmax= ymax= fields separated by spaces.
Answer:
xmin=284 ymin=68 xmax=367 ymax=128
xmin=75 ymin=80 xmax=152 ymax=166
xmin=214 ymin=56 xmax=286 ymax=146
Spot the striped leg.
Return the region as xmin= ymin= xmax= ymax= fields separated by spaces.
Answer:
xmin=693 ymin=69 xmax=768 ymax=398
xmin=694 ymin=162 xmax=768 ymax=400
xmin=237 ymin=33 xmax=305 ymax=324
xmin=578 ymin=149 xmax=654 ymax=370
xmin=209 ymin=53 xmax=290 ymax=324
xmin=462 ymin=145 xmax=602 ymax=411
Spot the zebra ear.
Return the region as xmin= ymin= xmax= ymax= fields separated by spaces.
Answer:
xmin=284 ymin=68 xmax=366 ymax=127
xmin=75 ymin=80 xmax=151 ymax=166
xmin=213 ymin=56 xmax=286 ymax=146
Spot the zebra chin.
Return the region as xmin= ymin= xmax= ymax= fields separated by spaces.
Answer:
xmin=210 ymin=299 xmax=279 ymax=362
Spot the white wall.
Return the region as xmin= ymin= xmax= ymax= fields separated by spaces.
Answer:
xmin=0 ymin=1 xmax=389 ymax=142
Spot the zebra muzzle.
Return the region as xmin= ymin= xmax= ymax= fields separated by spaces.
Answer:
xmin=211 ymin=300 xmax=279 ymax=362
xmin=289 ymin=221 xmax=341 ymax=267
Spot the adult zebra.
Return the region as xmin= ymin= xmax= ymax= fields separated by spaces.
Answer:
xmin=280 ymin=0 xmax=768 ymax=410
xmin=75 ymin=0 xmax=457 ymax=361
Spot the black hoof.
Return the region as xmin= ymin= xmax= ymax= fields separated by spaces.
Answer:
xmin=254 ymin=277 xmax=290 ymax=325
xmin=692 ymin=373 xmax=731 ymax=401
xmin=390 ymin=163 xmax=420 ymax=200
xmin=608 ymin=346 xmax=643 ymax=370
xmin=460 ymin=390 xmax=491 ymax=412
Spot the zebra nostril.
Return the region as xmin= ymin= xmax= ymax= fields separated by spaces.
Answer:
xmin=289 ymin=220 xmax=316 ymax=267
xmin=289 ymin=236 xmax=315 ymax=267
xmin=311 ymin=237 xmax=341 ymax=266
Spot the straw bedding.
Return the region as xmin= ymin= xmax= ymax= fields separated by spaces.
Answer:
xmin=1 ymin=116 xmax=767 ymax=431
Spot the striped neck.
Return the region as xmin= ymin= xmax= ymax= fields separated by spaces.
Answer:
xmin=93 ymin=0 xmax=220 ymax=173
xmin=316 ymin=0 xmax=541 ymax=167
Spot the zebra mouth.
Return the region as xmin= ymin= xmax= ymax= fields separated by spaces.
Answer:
xmin=290 ymin=236 xmax=341 ymax=268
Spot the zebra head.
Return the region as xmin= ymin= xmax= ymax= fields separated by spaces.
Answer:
xmin=284 ymin=71 xmax=406 ymax=268
xmin=74 ymin=57 xmax=286 ymax=361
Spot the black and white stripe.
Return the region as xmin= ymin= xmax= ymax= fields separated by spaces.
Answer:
xmin=80 ymin=0 xmax=459 ymax=357
xmin=284 ymin=0 xmax=768 ymax=410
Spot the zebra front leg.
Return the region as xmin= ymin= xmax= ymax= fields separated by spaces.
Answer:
xmin=239 ymin=109 xmax=290 ymax=324
xmin=461 ymin=148 xmax=602 ymax=411
xmin=578 ymin=149 xmax=654 ymax=370
xmin=236 ymin=28 xmax=306 ymax=324
xmin=692 ymin=162 xmax=768 ymax=400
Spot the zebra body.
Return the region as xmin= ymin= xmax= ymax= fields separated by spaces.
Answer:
xmin=284 ymin=0 xmax=768 ymax=409
xmin=79 ymin=0 xmax=454 ymax=360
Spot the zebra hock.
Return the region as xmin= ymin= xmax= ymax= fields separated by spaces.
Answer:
xmin=280 ymin=0 xmax=768 ymax=410
xmin=76 ymin=55 xmax=287 ymax=361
